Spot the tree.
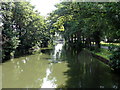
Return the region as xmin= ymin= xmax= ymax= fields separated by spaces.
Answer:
xmin=1 ymin=1 xmax=50 ymax=61
xmin=49 ymin=2 xmax=120 ymax=50
xmin=1 ymin=2 xmax=20 ymax=60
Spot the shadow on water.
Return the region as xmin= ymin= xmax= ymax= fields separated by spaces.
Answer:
xmin=57 ymin=44 xmax=120 ymax=88
xmin=2 ymin=41 xmax=120 ymax=88
xmin=2 ymin=47 xmax=53 ymax=63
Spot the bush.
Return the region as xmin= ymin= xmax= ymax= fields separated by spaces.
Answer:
xmin=108 ymin=44 xmax=116 ymax=51
xmin=109 ymin=46 xmax=120 ymax=72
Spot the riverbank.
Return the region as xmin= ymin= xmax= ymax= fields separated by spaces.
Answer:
xmin=85 ymin=48 xmax=113 ymax=72
xmin=86 ymin=48 xmax=120 ymax=73
xmin=2 ymin=46 xmax=54 ymax=63
xmin=91 ymin=48 xmax=111 ymax=60
xmin=85 ymin=49 xmax=110 ymax=65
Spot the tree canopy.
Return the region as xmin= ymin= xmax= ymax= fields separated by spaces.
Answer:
xmin=48 ymin=2 xmax=120 ymax=49
xmin=1 ymin=1 xmax=50 ymax=61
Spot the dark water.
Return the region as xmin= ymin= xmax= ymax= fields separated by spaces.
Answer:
xmin=1 ymin=43 xmax=120 ymax=88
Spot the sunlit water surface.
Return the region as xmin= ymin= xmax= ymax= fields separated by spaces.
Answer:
xmin=2 ymin=43 xmax=120 ymax=88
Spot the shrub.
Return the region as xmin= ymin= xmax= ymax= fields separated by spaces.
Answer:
xmin=109 ymin=46 xmax=120 ymax=72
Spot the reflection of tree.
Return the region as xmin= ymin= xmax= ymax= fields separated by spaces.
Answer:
xmin=56 ymin=52 xmax=60 ymax=59
xmin=53 ymin=44 xmax=63 ymax=60
xmin=2 ymin=54 xmax=49 ymax=88
xmin=2 ymin=45 xmax=120 ymax=88
xmin=58 ymin=47 xmax=120 ymax=88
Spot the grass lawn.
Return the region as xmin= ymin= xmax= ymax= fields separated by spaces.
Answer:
xmin=100 ymin=41 xmax=120 ymax=47
xmin=86 ymin=47 xmax=111 ymax=60
xmin=90 ymin=41 xmax=120 ymax=60
xmin=94 ymin=48 xmax=111 ymax=60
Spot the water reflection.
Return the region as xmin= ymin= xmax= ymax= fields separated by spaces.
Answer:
xmin=41 ymin=43 xmax=66 ymax=88
xmin=41 ymin=65 xmax=57 ymax=88
xmin=54 ymin=44 xmax=63 ymax=58
xmin=2 ymin=42 xmax=120 ymax=88
xmin=2 ymin=43 xmax=68 ymax=88
xmin=2 ymin=54 xmax=49 ymax=88
xmin=61 ymin=48 xmax=120 ymax=88
xmin=50 ymin=43 xmax=64 ymax=63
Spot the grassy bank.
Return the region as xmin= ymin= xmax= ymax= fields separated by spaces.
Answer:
xmin=94 ymin=48 xmax=111 ymax=60
xmin=91 ymin=42 xmax=120 ymax=60
xmin=100 ymin=41 xmax=120 ymax=47
xmin=89 ymin=48 xmax=111 ymax=60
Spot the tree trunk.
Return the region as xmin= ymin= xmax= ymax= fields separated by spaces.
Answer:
xmin=93 ymin=31 xmax=101 ymax=49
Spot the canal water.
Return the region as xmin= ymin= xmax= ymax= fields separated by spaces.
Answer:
xmin=1 ymin=42 xmax=120 ymax=88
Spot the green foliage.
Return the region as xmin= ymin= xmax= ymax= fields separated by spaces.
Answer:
xmin=1 ymin=2 xmax=50 ymax=61
xmin=1 ymin=2 xmax=20 ymax=60
xmin=48 ymin=2 xmax=120 ymax=71
xmin=1 ymin=1 xmax=120 ymax=63
xmin=49 ymin=2 xmax=120 ymax=49
xmin=109 ymin=46 xmax=120 ymax=71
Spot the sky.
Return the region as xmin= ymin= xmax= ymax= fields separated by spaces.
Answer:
xmin=30 ymin=0 xmax=61 ymax=16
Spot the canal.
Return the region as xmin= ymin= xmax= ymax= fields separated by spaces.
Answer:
xmin=1 ymin=42 xmax=120 ymax=88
